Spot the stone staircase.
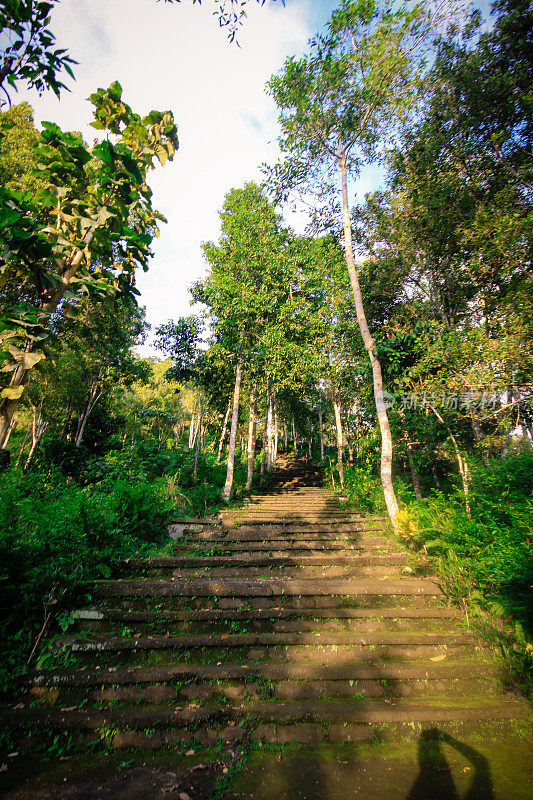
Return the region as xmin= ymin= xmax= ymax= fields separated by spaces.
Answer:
xmin=3 ymin=455 xmax=528 ymax=753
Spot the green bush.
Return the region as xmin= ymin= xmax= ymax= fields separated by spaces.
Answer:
xmin=0 ymin=467 xmax=172 ymax=695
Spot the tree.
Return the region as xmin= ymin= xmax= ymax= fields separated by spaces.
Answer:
xmin=0 ymin=81 xmax=178 ymax=448
xmin=196 ymin=182 xmax=289 ymax=500
xmin=267 ymin=0 xmax=455 ymax=528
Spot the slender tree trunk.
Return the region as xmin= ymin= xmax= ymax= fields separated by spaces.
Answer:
xmin=339 ymin=151 xmax=399 ymax=527
xmin=188 ymin=414 xmax=196 ymax=449
xmin=216 ymin=397 xmax=232 ymax=463
xmin=223 ymin=354 xmax=243 ymax=503
xmin=191 ymin=413 xmax=201 ymax=450
xmin=25 ymin=411 xmax=48 ymax=470
xmin=291 ymin=417 xmax=297 ymax=453
xmin=307 ymin=416 xmax=312 ymax=458
xmin=330 ymin=384 xmax=344 ymax=487
xmin=266 ymin=377 xmax=274 ymax=472
xmin=431 ymin=405 xmax=471 ymax=517
xmin=75 ymin=387 xmax=101 ymax=447
xmin=283 ymin=423 xmax=288 ymax=452
xmin=193 ymin=403 xmax=203 ymax=479
xmin=318 ymin=405 xmax=324 ymax=460
xmin=274 ymin=403 xmax=278 ymax=465
xmin=2 ymin=412 xmax=17 ymax=448
xmin=260 ymin=423 xmax=267 ymax=482
xmin=245 ymin=386 xmax=258 ymax=491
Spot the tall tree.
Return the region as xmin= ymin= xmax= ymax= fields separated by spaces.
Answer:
xmin=267 ymin=0 xmax=454 ymax=528
xmin=0 ymin=82 xmax=178 ymax=447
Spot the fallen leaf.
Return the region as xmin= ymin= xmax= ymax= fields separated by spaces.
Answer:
xmin=360 ymin=639 xmax=367 ymax=645
xmin=430 ymin=655 xmax=447 ymax=662
xmin=188 ymin=764 xmax=207 ymax=772
xmin=13 ymin=703 xmax=24 ymax=710
xmin=108 ymin=667 xmax=117 ymax=672
xmin=0 ymin=764 xmax=7 ymax=773
xmin=185 ymin=749 xmax=195 ymax=756
xmin=161 ymin=786 xmax=180 ymax=795
xmin=7 ymin=753 xmax=18 ymax=758
xmin=221 ymin=634 xmax=230 ymax=639
xmin=463 ymin=767 xmax=471 ymax=772
xmin=179 ymin=793 xmax=192 ymax=800
xmin=60 ymin=707 xmax=77 ymax=712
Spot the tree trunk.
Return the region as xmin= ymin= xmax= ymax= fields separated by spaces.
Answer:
xmin=193 ymin=403 xmax=203 ymax=479
xmin=266 ymin=377 xmax=274 ymax=473
xmin=318 ymin=404 xmax=324 ymax=460
xmin=216 ymin=397 xmax=232 ymax=463
xmin=330 ymin=384 xmax=344 ymax=487
xmin=191 ymin=413 xmax=201 ymax=450
xmin=245 ymin=386 xmax=258 ymax=491
xmin=188 ymin=414 xmax=196 ymax=449
xmin=291 ymin=417 xmax=298 ymax=453
xmin=260 ymin=423 xmax=267 ymax=482
xmin=223 ymin=354 xmax=243 ymax=503
xmin=75 ymin=387 xmax=101 ymax=447
xmin=24 ymin=410 xmax=48 ymax=470
xmin=283 ymin=423 xmax=288 ymax=452
xmin=431 ymin=405 xmax=471 ymax=517
xmin=274 ymin=402 xmax=279 ymax=465
xmin=307 ymin=416 xmax=312 ymax=458
xmin=339 ymin=151 xmax=399 ymax=527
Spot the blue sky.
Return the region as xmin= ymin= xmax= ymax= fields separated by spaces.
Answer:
xmin=16 ymin=0 xmax=492 ymax=354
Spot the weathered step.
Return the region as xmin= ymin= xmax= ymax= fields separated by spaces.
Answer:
xmin=93 ymin=577 xmax=442 ymax=597
xmin=73 ymin=606 xmax=462 ymax=624
xmin=99 ymin=593 xmax=445 ymax=612
xmin=2 ymin=699 xmax=524 ymax=732
xmin=178 ymin=529 xmax=383 ymax=541
xmin=172 ymin=536 xmax=392 ymax=548
xmin=143 ymin=566 xmax=409 ymax=580
xmin=171 ymin=541 xmax=396 ymax=553
xmin=55 ymin=631 xmax=476 ymax=653
xmin=128 ymin=554 xmax=409 ymax=568
xmin=73 ymin=615 xmax=464 ymax=637
xmin=217 ymin=524 xmax=384 ymax=536
xmin=26 ymin=659 xmax=492 ymax=687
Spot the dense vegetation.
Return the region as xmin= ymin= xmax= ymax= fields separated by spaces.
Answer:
xmin=0 ymin=0 xmax=531 ymax=697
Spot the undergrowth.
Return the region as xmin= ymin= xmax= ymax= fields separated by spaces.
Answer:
xmin=324 ymin=449 xmax=533 ymax=700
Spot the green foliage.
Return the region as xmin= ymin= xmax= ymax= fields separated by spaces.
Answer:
xmin=0 ymin=465 xmax=173 ymax=694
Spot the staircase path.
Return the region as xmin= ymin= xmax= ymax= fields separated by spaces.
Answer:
xmin=2 ymin=455 xmax=530 ymax=763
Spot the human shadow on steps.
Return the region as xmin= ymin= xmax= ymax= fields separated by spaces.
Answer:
xmin=406 ymin=728 xmax=494 ymax=800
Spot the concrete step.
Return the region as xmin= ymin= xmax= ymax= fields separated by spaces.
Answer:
xmin=171 ymin=541 xmax=398 ymax=553
xmin=3 ymin=699 xmax=525 ymax=734
xmin=26 ymin=659 xmax=493 ymax=687
xmin=73 ymin=615 xmax=464 ymax=637
xmin=128 ymin=554 xmax=409 ymax=568
xmin=140 ymin=566 xmax=411 ymax=580
xmin=72 ymin=605 xmax=462 ymax=624
xmin=92 ymin=577 xmax=442 ymax=597
xmin=54 ymin=630 xmax=477 ymax=653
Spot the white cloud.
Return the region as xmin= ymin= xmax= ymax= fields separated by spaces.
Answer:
xmin=18 ymin=0 xmax=318 ymax=353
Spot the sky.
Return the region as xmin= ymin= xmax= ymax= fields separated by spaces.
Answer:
xmin=15 ymin=0 xmax=341 ymax=353
xmin=16 ymin=0 xmax=490 ymax=354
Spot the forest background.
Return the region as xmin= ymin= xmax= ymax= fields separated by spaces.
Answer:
xmin=0 ymin=0 xmax=531 ymax=700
